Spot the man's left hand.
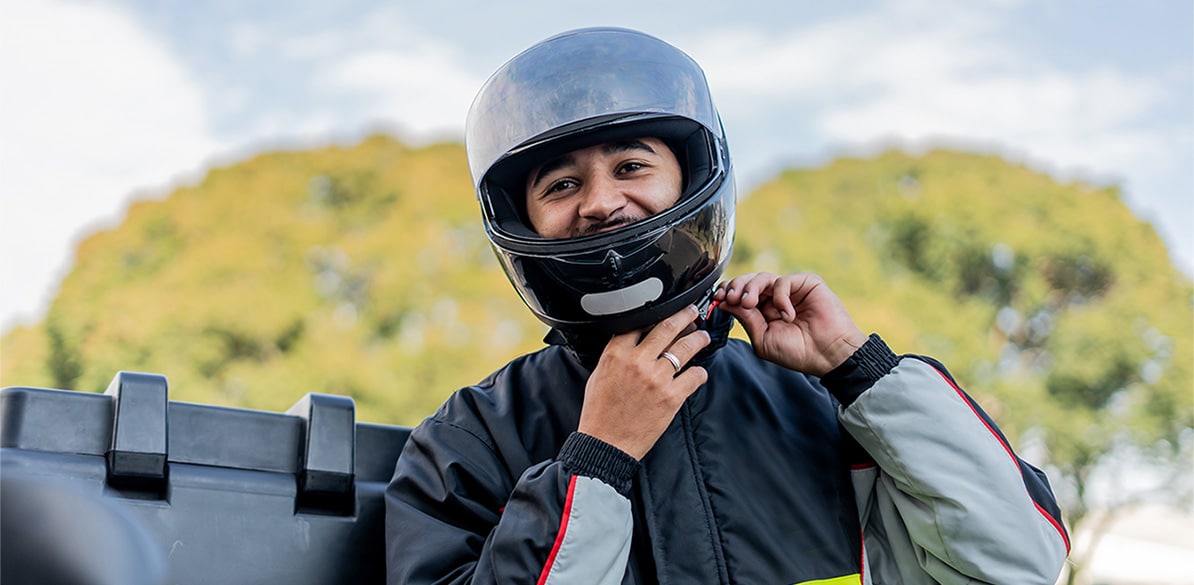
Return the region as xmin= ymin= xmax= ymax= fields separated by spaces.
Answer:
xmin=713 ymin=272 xmax=868 ymax=376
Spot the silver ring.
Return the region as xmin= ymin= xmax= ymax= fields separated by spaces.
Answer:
xmin=660 ymin=351 xmax=682 ymax=373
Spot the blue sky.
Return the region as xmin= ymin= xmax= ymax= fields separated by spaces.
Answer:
xmin=2 ymin=0 xmax=1191 ymax=331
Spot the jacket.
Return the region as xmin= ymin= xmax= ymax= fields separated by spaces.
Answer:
xmin=385 ymin=317 xmax=1070 ymax=584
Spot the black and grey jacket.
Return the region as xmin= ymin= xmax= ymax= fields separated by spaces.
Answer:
xmin=385 ymin=317 xmax=1069 ymax=584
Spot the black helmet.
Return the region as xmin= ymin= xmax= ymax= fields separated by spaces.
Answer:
xmin=466 ymin=27 xmax=735 ymax=336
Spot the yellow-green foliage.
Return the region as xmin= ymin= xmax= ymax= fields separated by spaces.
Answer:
xmin=1 ymin=135 xmax=546 ymax=426
xmin=731 ymin=149 xmax=1192 ymax=475
xmin=2 ymin=140 xmax=1190 ymax=475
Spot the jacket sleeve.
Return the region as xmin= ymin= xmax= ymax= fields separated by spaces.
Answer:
xmin=385 ymin=417 xmax=639 ymax=585
xmin=820 ymin=335 xmax=1070 ymax=585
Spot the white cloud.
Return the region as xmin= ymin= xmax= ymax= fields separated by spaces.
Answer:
xmin=817 ymin=69 xmax=1169 ymax=174
xmin=0 ymin=0 xmax=220 ymax=330
xmin=212 ymin=7 xmax=482 ymax=146
xmin=229 ymin=22 xmax=269 ymax=58
xmin=278 ymin=30 xmax=351 ymax=61
xmin=686 ymin=1 xmax=1190 ymax=270
xmin=696 ymin=2 xmax=1169 ymax=155
xmin=319 ymin=44 xmax=481 ymax=142
xmin=690 ymin=2 xmax=1006 ymax=102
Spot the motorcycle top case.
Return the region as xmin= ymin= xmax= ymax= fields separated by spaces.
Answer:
xmin=0 ymin=371 xmax=411 ymax=585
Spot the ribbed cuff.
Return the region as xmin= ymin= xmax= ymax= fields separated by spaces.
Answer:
xmin=819 ymin=333 xmax=900 ymax=407
xmin=558 ymin=432 xmax=640 ymax=497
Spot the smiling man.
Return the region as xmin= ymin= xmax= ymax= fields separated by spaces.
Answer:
xmin=524 ymin=138 xmax=683 ymax=239
xmin=385 ymin=27 xmax=1070 ymax=585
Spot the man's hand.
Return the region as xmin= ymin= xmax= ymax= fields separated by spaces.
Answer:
xmin=578 ymin=306 xmax=711 ymax=460
xmin=713 ymin=272 xmax=868 ymax=376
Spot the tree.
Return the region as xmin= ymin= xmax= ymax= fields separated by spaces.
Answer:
xmin=733 ymin=149 xmax=1192 ymax=584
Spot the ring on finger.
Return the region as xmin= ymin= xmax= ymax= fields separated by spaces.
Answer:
xmin=660 ymin=351 xmax=682 ymax=373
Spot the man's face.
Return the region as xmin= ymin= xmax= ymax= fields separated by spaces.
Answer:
xmin=524 ymin=137 xmax=682 ymax=239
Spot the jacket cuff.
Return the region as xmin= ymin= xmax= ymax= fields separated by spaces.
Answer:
xmin=819 ymin=333 xmax=900 ymax=407
xmin=558 ymin=432 xmax=640 ymax=497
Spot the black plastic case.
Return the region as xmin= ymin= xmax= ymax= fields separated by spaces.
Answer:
xmin=0 ymin=371 xmax=411 ymax=584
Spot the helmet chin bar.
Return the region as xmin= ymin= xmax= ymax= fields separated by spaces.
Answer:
xmin=493 ymin=173 xmax=735 ymax=337
xmin=568 ymin=264 xmax=724 ymax=335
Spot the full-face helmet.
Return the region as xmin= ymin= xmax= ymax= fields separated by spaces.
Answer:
xmin=466 ymin=27 xmax=735 ymax=336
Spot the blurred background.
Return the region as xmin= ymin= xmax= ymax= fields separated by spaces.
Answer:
xmin=1 ymin=1 xmax=1191 ymax=583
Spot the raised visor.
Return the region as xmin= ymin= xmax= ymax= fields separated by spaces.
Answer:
xmin=0 ymin=371 xmax=412 ymax=585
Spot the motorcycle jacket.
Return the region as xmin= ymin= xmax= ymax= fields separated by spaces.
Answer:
xmin=385 ymin=314 xmax=1069 ymax=584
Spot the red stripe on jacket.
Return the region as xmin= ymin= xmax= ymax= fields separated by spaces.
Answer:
xmin=931 ymin=366 xmax=1071 ymax=553
xmin=537 ymin=475 xmax=579 ymax=585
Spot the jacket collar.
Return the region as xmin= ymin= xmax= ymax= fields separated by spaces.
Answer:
xmin=544 ymin=308 xmax=735 ymax=370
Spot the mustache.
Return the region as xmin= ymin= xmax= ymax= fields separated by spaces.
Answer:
xmin=582 ymin=215 xmax=643 ymax=235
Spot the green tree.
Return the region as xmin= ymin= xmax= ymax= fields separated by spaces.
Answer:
xmin=44 ymin=312 xmax=82 ymax=389
xmin=733 ymin=149 xmax=1192 ymax=584
xmin=0 ymin=135 xmax=548 ymax=424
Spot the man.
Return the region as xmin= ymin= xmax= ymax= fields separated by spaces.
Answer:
xmin=386 ymin=27 xmax=1069 ymax=584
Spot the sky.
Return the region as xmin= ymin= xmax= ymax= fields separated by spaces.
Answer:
xmin=1 ymin=0 xmax=1191 ymax=333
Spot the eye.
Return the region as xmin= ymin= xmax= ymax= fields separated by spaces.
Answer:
xmin=543 ymin=178 xmax=578 ymax=196
xmin=617 ymin=161 xmax=645 ymax=175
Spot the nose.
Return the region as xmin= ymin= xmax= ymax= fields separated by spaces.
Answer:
xmin=576 ymin=175 xmax=627 ymax=221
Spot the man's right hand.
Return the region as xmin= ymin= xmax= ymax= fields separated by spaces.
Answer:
xmin=577 ymin=306 xmax=712 ymax=460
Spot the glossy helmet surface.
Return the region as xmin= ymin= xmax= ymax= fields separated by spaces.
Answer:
xmin=466 ymin=27 xmax=735 ymax=336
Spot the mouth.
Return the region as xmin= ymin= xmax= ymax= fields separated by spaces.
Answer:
xmin=581 ymin=215 xmax=641 ymax=237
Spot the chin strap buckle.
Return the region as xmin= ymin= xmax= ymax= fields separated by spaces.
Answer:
xmin=694 ymin=288 xmax=720 ymax=324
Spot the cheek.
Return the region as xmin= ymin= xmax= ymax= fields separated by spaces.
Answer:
xmin=649 ymin=175 xmax=683 ymax=213
xmin=528 ymin=202 xmax=570 ymax=239
xmin=526 ymin=203 xmax=545 ymax=232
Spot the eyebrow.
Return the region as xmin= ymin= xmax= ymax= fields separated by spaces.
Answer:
xmin=527 ymin=154 xmax=575 ymax=191
xmin=527 ymin=140 xmax=659 ymax=190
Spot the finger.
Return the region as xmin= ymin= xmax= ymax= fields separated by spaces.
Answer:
xmin=671 ymin=365 xmax=708 ymax=394
xmin=639 ymin=305 xmax=700 ymax=355
xmin=712 ymin=280 xmax=730 ymax=302
xmin=771 ymin=275 xmax=797 ymax=322
xmin=663 ymin=328 xmax=712 ymax=365
xmin=720 ymin=274 xmax=754 ymax=305
xmin=759 ymin=303 xmax=785 ymax=322
xmin=737 ymin=272 xmax=778 ymax=310
xmin=786 ymin=272 xmax=822 ymax=299
xmin=718 ymin=273 xmax=753 ymax=304
xmin=717 ymin=301 xmax=768 ymax=339
xmin=605 ymin=326 xmax=644 ymax=353
xmin=785 ymin=274 xmax=827 ymax=322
